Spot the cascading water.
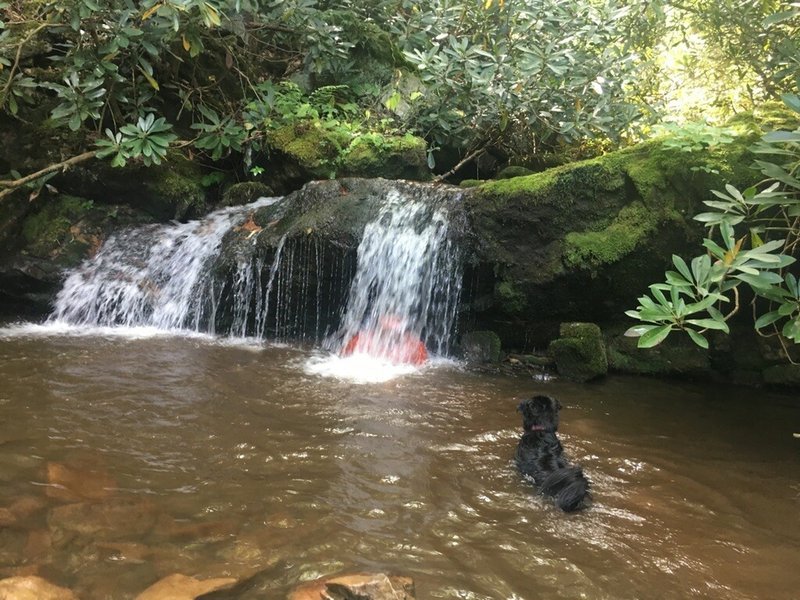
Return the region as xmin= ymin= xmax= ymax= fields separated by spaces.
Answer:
xmin=327 ymin=190 xmax=462 ymax=361
xmin=49 ymin=197 xmax=279 ymax=332
xmin=47 ymin=181 xmax=464 ymax=366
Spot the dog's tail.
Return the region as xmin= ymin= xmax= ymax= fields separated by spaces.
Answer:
xmin=540 ymin=466 xmax=590 ymax=512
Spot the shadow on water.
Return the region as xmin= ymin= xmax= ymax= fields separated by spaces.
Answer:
xmin=0 ymin=331 xmax=798 ymax=599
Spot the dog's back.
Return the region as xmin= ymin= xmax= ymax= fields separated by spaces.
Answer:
xmin=540 ymin=466 xmax=590 ymax=512
xmin=515 ymin=395 xmax=590 ymax=512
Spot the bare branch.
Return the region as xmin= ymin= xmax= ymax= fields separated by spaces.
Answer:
xmin=0 ymin=151 xmax=97 ymax=202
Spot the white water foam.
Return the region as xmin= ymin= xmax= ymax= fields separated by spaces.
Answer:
xmin=303 ymin=353 xmax=420 ymax=384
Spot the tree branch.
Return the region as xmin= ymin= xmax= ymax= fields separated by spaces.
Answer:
xmin=0 ymin=21 xmax=52 ymax=108
xmin=0 ymin=151 xmax=97 ymax=202
xmin=432 ymin=145 xmax=489 ymax=183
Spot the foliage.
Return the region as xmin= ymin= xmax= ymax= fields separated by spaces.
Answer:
xmin=396 ymin=0 xmax=649 ymax=163
xmin=625 ymin=94 xmax=800 ymax=354
xmin=0 ymin=0 xmax=799 ymax=186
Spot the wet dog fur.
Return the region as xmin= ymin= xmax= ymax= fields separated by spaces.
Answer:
xmin=515 ymin=394 xmax=590 ymax=512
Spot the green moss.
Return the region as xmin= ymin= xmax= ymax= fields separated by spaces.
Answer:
xmin=495 ymin=278 xmax=528 ymax=315
xmin=560 ymin=322 xmax=602 ymax=339
xmin=143 ymin=155 xmax=207 ymax=219
xmin=339 ymin=132 xmax=428 ymax=179
xmin=548 ymin=322 xmax=607 ymax=382
xmin=21 ymin=195 xmax=94 ymax=258
xmin=459 ymin=179 xmax=485 ymax=188
xmin=562 ymin=201 xmax=666 ymax=272
xmin=268 ymin=123 xmax=350 ymax=177
xmin=461 ymin=330 xmax=502 ymax=363
xmin=221 ymin=182 xmax=275 ymax=207
xmin=496 ymin=165 xmax=534 ymax=179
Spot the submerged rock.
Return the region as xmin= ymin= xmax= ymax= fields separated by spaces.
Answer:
xmin=288 ymin=572 xmax=416 ymax=600
xmin=134 ymin=573 xmax=237 ymax=600
xmin=46 ymin=459 xmax=117 ymax=502
xmin=47 ymin=497 xmax=158 ymax=541
xmin=0 ymin=576 xmax=77 ymax=600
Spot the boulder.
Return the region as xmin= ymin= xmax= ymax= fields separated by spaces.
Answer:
xmin=549 ymin=322 xmax=607 ymax=382
xmin=461 ymin=330 xmax=502 ymax=363
xmin=289 ymin=573 xmax=415 ymax=600
xmin=0 ymin=576 xmax=77 ymax=600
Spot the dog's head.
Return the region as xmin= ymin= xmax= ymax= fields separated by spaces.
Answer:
xmin=517 ymin=394 xmax=561 ymax=432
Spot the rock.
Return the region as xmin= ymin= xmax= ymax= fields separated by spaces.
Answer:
xmin=0 ymin=509 xmax=14 ymax=528
xmin=134 ymin=573 xmax=237 ymax=600
xmin=47 ymin=497 xmax=157 ymax=541
xmin=23 ymin=529 xmax=52 ymax=561
xmin=46 ymin=459 xmax=117 ymax=502
xmin=0 ymin=576 xmax=77 ymax=600
xmin=549 ymin=322 xmax=608 ymax=382
xmin=221 ymin=182 xmax=275 ymax=207
xmin=461 ymin=330 xmax=502 ymax=363
xmin=7 ymin=496 xmax=48 ymax=521
xmin=288 ymin=573 xmax=416 ymax=600
xmin=152 ymin=514 xmax=238 ymax=542
xmin=496 ymin=165 xmax=533 ymax=179
xmin=606 ymin=327 xmax=710 ymax=376
xmin=762 ymin=364 xmax=800 ymax=386
xmin=464 ymin=126 xmax=763 ymax=340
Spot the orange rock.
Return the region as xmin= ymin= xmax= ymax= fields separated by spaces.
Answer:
xmin=0 ymin=508 xmax=15 ymax=527
xmin=47 ymin=497 xmax=157 ymax=540
xmin=0 ymin=575 xmax=77 ymax=600
xmin=9 ymin=496 xmax=48 ymax=520
xmin=288 ymin=572 xmax=416 ymax=600
xmin=134 ymin=573 xmax=237 ymax=600
xmin=46 ymin=460 xmax=117 ymax=502
xmin=23 ymin=529 xmax=52 ymax=561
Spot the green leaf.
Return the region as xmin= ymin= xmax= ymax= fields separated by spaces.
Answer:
xmin=637 ymin=324 xmax=673 ymax=348
xmin=686 ymin=329 xmax=709 ymax=349
xmin=672 ymin=255 xmax=692 ymax=282
xmin=781 ymin=93 xmax=800 ymax=114
xmin=754 ymin=311 xmax=783 ymax=329
xmin=685 ymin=318 xmax=729 ymax=332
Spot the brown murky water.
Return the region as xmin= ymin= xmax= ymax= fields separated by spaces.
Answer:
xmin=0 ymin=331 xmax=799 ymax=599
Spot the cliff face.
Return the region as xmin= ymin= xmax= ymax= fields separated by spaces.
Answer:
xmin=461 ymin=129 xmax=762 ymax=348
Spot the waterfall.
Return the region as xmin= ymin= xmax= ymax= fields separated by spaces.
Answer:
xmin=328 ymin=190 xmax=462 ymax=359
xmin=48 ymin=181 xmax=464 ymax=357
xmin=49 ymin=197 xmax=279 ymax=332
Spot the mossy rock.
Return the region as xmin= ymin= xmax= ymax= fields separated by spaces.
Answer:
xmin=267 ymin=123 xmax=350 ymax=179
xmin=548 ymin=322 xmax=607 ymax=382
xmin=221 ymin=182 xmax=275 ymax=207
xmin=605 ymin=328 xmax=710 ymax=376
xmin=762 ymin=364 xmax=800 ymax=387
xmin=21 ymin=195 xmax=95 ymax=259
xmin=461 ymin=330 xmax=502 ymax=363
xmin=339 ymin=133 xmax=429 ymax=180
xmin=137 ymin=154 xmax=208 ymax=220
xmin=496 ymin=165 xmax=534 ymax=179
xmin=459 ymin=179 xmax=485 ymax=188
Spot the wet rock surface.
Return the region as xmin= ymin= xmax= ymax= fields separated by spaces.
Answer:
xmin=134 ymin=573 xmax=237 ymax=600
xmin=288 ymin=573 xmax=416 ymax=600
xmin=0 ymin=575 xmax=77 ymax=600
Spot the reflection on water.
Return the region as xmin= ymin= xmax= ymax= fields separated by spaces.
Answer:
xmin=0 ymin=330 xmax=799 ymax=599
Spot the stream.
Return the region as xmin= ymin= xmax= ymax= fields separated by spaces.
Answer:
xmin=1 ymin=328 xmax=798 ymax=599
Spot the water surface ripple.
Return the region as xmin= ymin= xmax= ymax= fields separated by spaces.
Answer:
xmin=0 ymin=333 xmax=798 ymax=599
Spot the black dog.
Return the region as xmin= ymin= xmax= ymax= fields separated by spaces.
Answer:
xmin=515 ymin=395 xmax=590 ymax=512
